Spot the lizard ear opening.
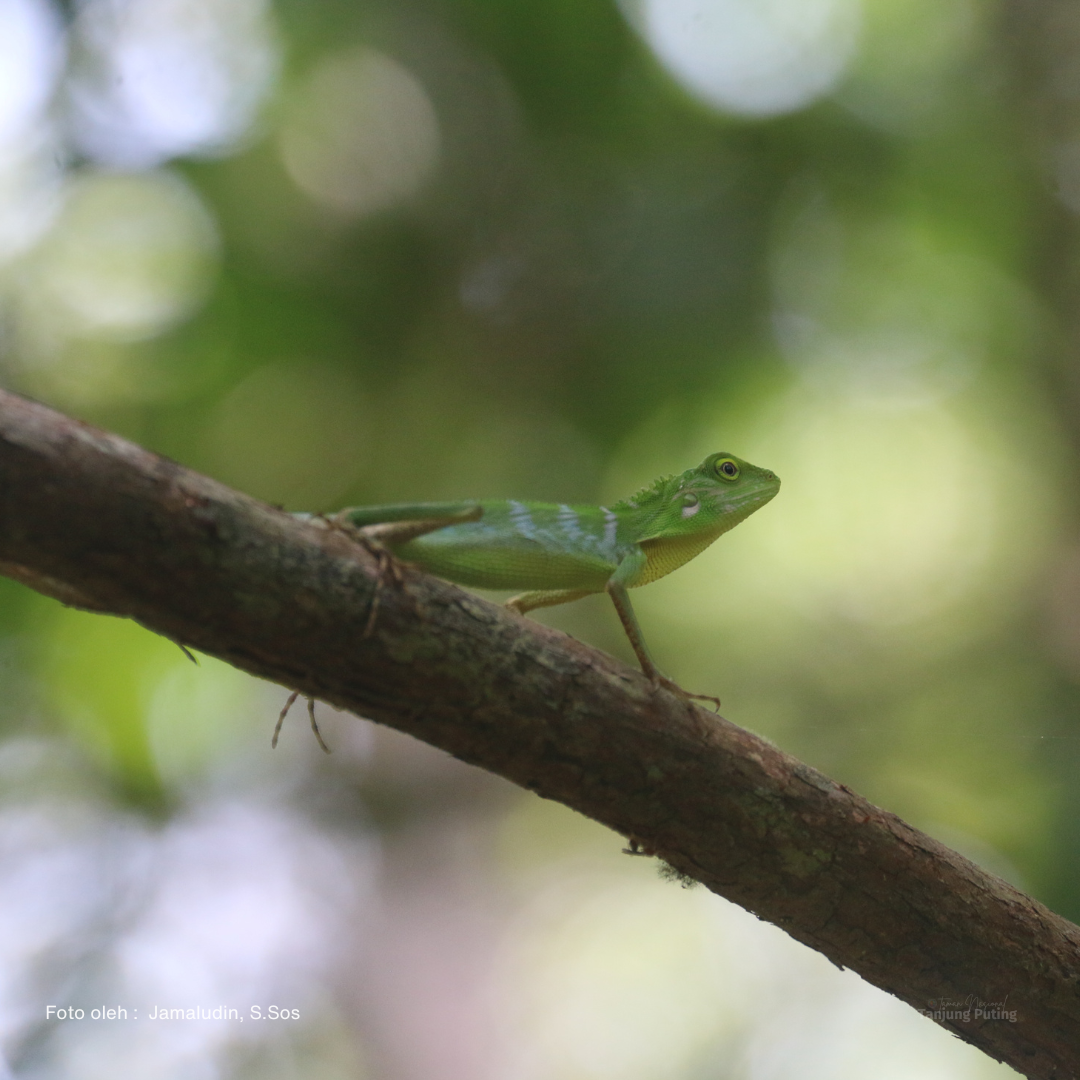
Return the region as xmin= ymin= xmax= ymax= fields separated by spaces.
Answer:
xmin=680 ymin=492 xmax=701 ymax=518
xmin=714 ymin=458 xmax=739 ymax=481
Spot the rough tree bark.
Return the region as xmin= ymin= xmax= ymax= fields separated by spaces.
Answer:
xmin=0 ymin=387 xmax=1077 ymax=1078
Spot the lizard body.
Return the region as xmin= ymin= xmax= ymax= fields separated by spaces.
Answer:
xmin=326 ymin=452 xmax=779 ymax=702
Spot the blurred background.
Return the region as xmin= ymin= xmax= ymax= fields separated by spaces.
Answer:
xmin=0 ymin=0 xmax=1073 ymax=1074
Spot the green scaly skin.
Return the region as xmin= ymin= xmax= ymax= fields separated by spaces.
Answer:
xmin=327 ymin=452 xmax=780 ymax=704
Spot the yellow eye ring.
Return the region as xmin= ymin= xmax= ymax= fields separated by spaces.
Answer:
xmin=715 ymin=458 xmax=739 ymax=481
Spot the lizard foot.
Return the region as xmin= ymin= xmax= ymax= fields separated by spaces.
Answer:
xmin=272 ymin=691 xmax=332 ymax=753
xmin=295 ymin=513 xmax=405 ymax=640
xmin=359 ymin=542 xmax=403 ymax=639
xmin=651 ymin=675 xmax=721 ymax=712
xmin=328 ymin=518 xmax=406 ymax=639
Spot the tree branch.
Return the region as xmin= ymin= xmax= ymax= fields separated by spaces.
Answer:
xmin=0 ymin=387 xmax=1076 ymax=1078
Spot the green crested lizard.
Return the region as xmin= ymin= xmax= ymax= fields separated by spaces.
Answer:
xmin=316 ymin=451 xmax=779 ymax=707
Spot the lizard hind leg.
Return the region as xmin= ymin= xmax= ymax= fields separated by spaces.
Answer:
xmin=506 ymin=588 xmax=595 ymax=615
xmin=330 ymin=505 xmax=483 ymax=637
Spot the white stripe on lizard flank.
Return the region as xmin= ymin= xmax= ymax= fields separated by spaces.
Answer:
xmin=601 ymin=506 xmax=618 ymax=551
xmin=557 ymin=504 xmax=583 ymax=541
xmin=508 ymin=500 xmax=537 ymax=539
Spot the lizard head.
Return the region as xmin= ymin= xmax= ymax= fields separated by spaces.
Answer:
xmin=683 ymin=452 xmax=780 ymax=534
xmin=616 ymin=452 xmax=780 ymax=538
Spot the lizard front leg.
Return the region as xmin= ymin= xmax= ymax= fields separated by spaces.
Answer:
xmin=606 ymin=549 xmax=721 ymax=710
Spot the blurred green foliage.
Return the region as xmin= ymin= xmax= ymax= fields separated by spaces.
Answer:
xmin=4 ymin=0 xmax=1078 ymax=887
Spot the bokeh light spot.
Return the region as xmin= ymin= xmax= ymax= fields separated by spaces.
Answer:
xmin=0 ymin=132 xmax=64 ymax=265
xmin=627 ymin=0 xmax=860 ymax=118
xmin=498 ymin=870 xmax=1005 ymax=1079
xmin=27 ymin=170 xmax=219 ymax=343
xmin=279 ymin=47 xmax=440 ymax=218
xmin=758 ymin=392 xmax=999 ymax=626
xmin=67 ymin=0 xmax=280 ymax=168
xmin=769 ymin=189 xmax=1024 ymax=404
xmin=836 ymin=0 xmax=978 ymax=131
xmin=200 ymin=359 xmax=372 ymax=508
xmin=658 ymin=385 xmax=1060 ymax=638
xmin=0 ymin=0 xmax=65 ymax=263
xmin=0 ymin=0 xmax=63 ymax=146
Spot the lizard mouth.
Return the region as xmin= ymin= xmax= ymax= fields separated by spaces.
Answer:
xmin=702 ymin=477 xmax=779 ymax=502
xmin=714 ymin=482 xmax=780 ymax=516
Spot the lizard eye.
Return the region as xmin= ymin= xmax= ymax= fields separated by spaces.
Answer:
xmin=715 ymin=458 xmax=739 ymax=481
